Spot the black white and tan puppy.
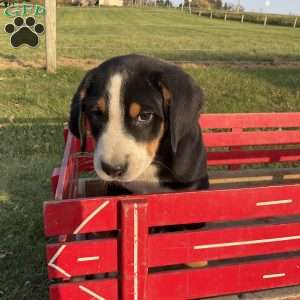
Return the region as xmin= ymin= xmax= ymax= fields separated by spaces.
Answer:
xmin=69 ymin=54 xmax=209 ymax=195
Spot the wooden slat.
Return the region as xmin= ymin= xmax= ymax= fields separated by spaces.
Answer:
xmin=203 ymin=130 xmax=300 ymax=147
xmin=200 ymin=113 xmax=300 ymax=129
xmin=148 ymin=257 xmax=300 ymax=299
xmin=44 ymin=185 xmax=300 ymax=236
xmin=51 ymin=168 xmax=60 ymax=196
xmin=44 ymin=198 xmax=116 ymax=237
xmin=55 ymin=133 xmax=80 ymax=201
xmin=47 ymin=239 xmax=118 ymax=279
xmin=209 ymin=167 xmax=300 ymax=180
xmin=207 ymin=148 xmax=300 ymax=166
xmin=120 ymin=200 xmax=148 ymax=300
xmin=149 ymin=223 xmax=300 ymax=267
xmin=49 ymin=279 xmax=118 ymax=300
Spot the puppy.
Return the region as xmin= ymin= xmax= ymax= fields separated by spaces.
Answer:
xmin=69 ymin=54 xmax=209 ymax=195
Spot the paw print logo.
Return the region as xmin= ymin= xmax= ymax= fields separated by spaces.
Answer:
xmin=4 ymin=16 xmax=44 ymax=48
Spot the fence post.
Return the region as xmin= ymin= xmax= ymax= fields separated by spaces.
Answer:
xmin=241 ymin=15 xmax=244 ymax=23
xmin=45 ymin=0 xmax=56 ymax=73
xmin=121 ymin=200 xmax=148 ymax=300
xmin=210 ymin=11 xmax=213 ymax=19
xmin=198 ymin=11 xmax=202 ymax=16
xmin=294 ymin=17 xmax=298 ymax=28
xmin=224 ymin=13 xmax=227 ymax=22
xmin=264 ymin=15 xmax=268 ymax=26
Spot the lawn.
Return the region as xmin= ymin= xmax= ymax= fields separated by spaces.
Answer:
xmin=1 ymin=7 xmax=300 ymax=63
xmin=0 ymin=6 xmax=300 ymax=300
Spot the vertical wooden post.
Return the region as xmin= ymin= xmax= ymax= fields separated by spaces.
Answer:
xmin=45 ymin=0 xmax=56 ymax=73
xmin=264 ymin=15 xmax=268 ymax=26
xmin=188 ymin=1 xmax=191 ymax=14
xmin=241 ymin=15 xmax=244 ymax=23
xmin=210 ymin=11 xmax=213 ymax=19
xmin=224 ymin=13 xmax=227 ymax=22
xmin=181 ymin=0 xmax=184 ymax=12
xmin=121 ymin=200 xmax=148 ymax=300
xmin=294 ymin=17 xmax=298 ymax=28
xmin=198 ymin=11 xmax=202 ymax=16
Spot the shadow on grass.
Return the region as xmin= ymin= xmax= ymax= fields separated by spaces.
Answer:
xmin=0 ymin=121 xmax=65 ymax=300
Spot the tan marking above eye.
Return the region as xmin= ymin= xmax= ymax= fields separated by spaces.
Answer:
xmin=129 ymin=102 xmax=141 ymax=119
xmin=97 ymin=97 xmax=106 ymax=113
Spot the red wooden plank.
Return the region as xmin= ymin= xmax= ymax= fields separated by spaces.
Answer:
xmin=49 ymin=278 xmax=118 ymax=300
xmin=47 ymin=239 xmax=117 ymax=279
xmin=200 ymin=113 xmax=300 ymax=129
xmin=49 ymin=257 xmax=300 ymax=300
xmin=207 ymin=148 xmax=300 ymax=165
xmin=148 ymin=256 xmax=300 ymax=299
xmin=120 ymin=200 xmax=148 ymax=300
xmin=44 ymin=198 xmax=115 ymax=237
xmin=149 ymin=222 xmax=300 ymax=267
xmin=44 ymin=185 xmax=300 ymax=236
xmin=203 ymin=130 xmax=300 ymax=147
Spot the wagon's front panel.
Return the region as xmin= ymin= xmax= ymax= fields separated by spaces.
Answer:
xmin=45 ymin=184 xmax=300 ymax=299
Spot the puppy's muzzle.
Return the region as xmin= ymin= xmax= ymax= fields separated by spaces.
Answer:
xmin=101 ymin=161 xmax=128 ymax=178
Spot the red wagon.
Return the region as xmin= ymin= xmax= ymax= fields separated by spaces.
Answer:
xmin=44 ymin=112 xmax=300 ymax=300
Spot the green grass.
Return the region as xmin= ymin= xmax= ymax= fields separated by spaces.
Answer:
xmin=0 ymin=6 xmax=300 ymax=300
xmin=1 ymin=7 xmax=300 ymax=63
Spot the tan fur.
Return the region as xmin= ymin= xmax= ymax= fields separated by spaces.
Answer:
xmin=159 ymin=82 xmax=172 ymax=109
xmin=97 ymin=97 xmax=106 ymax=113
xmin=146 ymin=124 xmax=164 ymax=157
xmin=129 ymin=102 xmax=141 ymax=119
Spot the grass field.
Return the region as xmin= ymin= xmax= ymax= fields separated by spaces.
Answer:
xmin=1 ymin=7 xmax=300 ymax=63
xmin=0 ymin=6 xmax=300 ymax=300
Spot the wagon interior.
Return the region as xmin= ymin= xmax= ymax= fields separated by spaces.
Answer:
xmin=45 ymin=113 xmax=300 ymax=299
xmin=59 ymin=113 xmax=300 ymax=199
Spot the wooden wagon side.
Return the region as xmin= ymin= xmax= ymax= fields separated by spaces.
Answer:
xmin=44 ymin=113 xmax=300 ymax=299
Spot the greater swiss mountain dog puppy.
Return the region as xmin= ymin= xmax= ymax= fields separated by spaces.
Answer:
xmin=69 ymin=54 xmax=209 ymax=195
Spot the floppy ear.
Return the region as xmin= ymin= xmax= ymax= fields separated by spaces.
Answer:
xmin=157 ymin=66 xmax=204 ymax=152
xmin=69 ymin=70 xmax=93 ymax=151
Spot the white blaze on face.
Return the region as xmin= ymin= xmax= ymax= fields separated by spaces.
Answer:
xmin=93 ymin=73 xmax=154 ymax=182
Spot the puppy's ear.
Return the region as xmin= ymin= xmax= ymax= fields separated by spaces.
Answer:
xmin=69 ymin=70 xmax=93 ymax=151
xmin=156 ymin=66 xmax=204 ymax=152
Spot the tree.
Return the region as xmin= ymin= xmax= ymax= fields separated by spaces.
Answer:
xmin=215 ymin=0 xmax=222 ymax=9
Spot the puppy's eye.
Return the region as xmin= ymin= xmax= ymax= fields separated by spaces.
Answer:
xmin=137 ymin=112 xmax=153 ymax=124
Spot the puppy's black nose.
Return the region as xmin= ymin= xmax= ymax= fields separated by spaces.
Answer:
xmin=101 ymin=161 xmax=128 ymax=177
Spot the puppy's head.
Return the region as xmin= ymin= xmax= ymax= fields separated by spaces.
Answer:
xmin=69 ymin=55 xmax=203 ymax=182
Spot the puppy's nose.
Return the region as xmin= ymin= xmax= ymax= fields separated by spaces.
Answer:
xmin=101 ymin=161 xmax=128 ymax=177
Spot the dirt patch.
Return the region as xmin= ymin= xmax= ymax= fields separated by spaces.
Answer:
xmin=58 ymin=57 xmax=101 ymax=70
xmin=0 ymin=58 xmax=43 ymax=70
